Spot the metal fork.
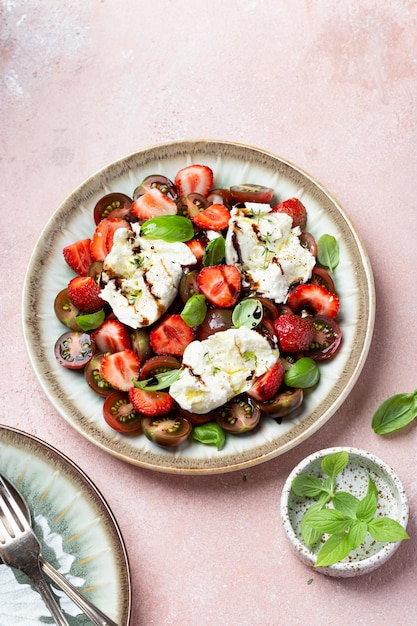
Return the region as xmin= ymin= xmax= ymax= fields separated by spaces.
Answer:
xmin=0 ymin=476 xmax=70 ymax=625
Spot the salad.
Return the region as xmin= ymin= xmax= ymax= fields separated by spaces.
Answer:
xmin=53 ymin=163 xmax=342 ymax=450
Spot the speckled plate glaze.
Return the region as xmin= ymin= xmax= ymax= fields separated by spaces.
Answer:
xmin=22 ymin=140 xmax=375 ymax=474
xmin=0 ymin=425 xmax=131 ymax=624
xmin=280 ymin=446 xmax=409 ymax=577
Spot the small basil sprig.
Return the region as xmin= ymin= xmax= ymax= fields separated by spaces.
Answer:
xmin=192 ymin=422 xmax=226 ymax=450
xmin=141 ymin=215 xmax=194 ymax=242
xmin=317 ymin=234 xmax=340 ymax=272
xmin=133 ymin=368 xmax=181 ymax=391
xmin=371 ymin=390 xmax=417 ymax=434
xmin=232 ymin=298 xmax=263 ymax=329
xmin=181 ymin=294 xmax=207 ymax=328
xmin=203 ymin=237 xmax=226 ymax=266
xmin=284 ymin=357 xmax=320 ymax=389
xmin=291 ymin=451 xmax=409 ymax=568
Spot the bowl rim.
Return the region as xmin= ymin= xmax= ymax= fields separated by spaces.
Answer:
xmin=280 ymin=446 xmax=409 ymax=572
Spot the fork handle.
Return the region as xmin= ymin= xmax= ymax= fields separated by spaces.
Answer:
xmin=39 ymin=555 xmax=119 ymax=626
xmin=26 ymin=562 xmax=70 ymax=626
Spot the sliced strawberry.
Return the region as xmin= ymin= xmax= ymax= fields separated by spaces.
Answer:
xmin=197 ymin=265 xmax=241 ymax=308
xmin=128 ymin=386 xmax=175 ymax=416
xmin=286 ymin=284 xmax=340 ymax=319
xmin=274 ymin=313 xmax=316 ymax=352
xmin=67 ymin=276 xmax=105 ymax=313
xmin=63 ymin=238 xmax=92 ymax=276
xmin=149 ymin=314 xmax=194 ymax=356
xmin=271 ymin=198 xmax=307 ymax=229
xmin=186 ymin=239 xmax=205 ymax=264
xmin=247 ymin=359 xmax=285 ymax=402
xmin=131 ymin=187 xmax=177 ymax=221
xmin=174 ymin=164 xmax=214 ymax=197
xmin=90 ymin=217 xmax=131 ymax=262
xmin=101 ymin=349 xmax=141 ymax=392
xmin=91 ymin=319 xmax=132 ymax=353
xmin=192 ymin=204 xmax=230 ymax=231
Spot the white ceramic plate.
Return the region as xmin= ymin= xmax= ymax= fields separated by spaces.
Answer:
xmin=0 ymin=425 xmax=131 ymax=624
xmin=22 ymin=140 xmax=375 ymax=474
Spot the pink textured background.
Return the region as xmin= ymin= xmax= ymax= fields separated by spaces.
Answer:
xmin=1 ymin=2 xmax=417 ymax=624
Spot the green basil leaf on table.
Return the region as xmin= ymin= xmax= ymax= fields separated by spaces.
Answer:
xmin=371 ymin=391 xmax=417 ymax=434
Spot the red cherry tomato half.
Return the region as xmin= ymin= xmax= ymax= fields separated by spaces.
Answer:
xmin=54 ymin=331 xmax=96 ymax=370
xmin=141 ymin=415 xmax=192 ymax=447
xmin=207 ymin=188 xmax=233 ymax=209
xmin=214 ymin=395 xmax=261 ymax=433
xmin=178 ymin=407 xmax=213 ymax=425
xmin=230 ymin=184 xmax=274 ymax=204
xmin=103 ymin=391 xmax=142 ymax=433
xmin=93 ymin=193 xmax=133 ymax=225
xmin=305 ymin=315 xmax=342 ymax=360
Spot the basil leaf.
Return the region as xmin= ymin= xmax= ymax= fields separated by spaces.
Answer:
xmin=301 ymin=502 xmax=324 ymax=546
xmin=371 ymin=391 xmax=417 ymax=434
xmin=133 ymin=368 xmax=181 ymax=391
xmin=192 ymin=422 xmax=226 ymax=451
xmin=141 ymin=215 xmax=194 ymax=242
xmin=315 ymin=532 xmax=352 ymax=567
xmin=75 ymin=309 xmax=105 ymax=331
xmin=203 ymin=237 xmax=226 ymax=266
xmin=232 ymin=298 xmax=263 ymax=329
xmin=181 ymin=295 xmax=207 ymax=327
xmin=367 ymin=518 xmax=409 ymax=543
xmin=355 ymin=476 xmax=378 ymax=522
xmin=291 ymin=475 xmax=325 ymax=498
xmin=332 ymin=491 xmax=360 ymax=517
xmin=302 ymin=508 xmax=349 ymax=535
xmin=317 ymin=234 xmax=340 ymax=272
xmin=284 ymin=357 xmax=320 ymax=389
xmin=346 ymin=519 xmax=368 ymax=550
xmin=321 ymin=451 xmax=349 ymax=480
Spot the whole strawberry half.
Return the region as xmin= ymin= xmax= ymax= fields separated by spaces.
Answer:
xmin=247 ymin=359 xmax=285 ymax=402
xmin=174 ymin=164 xmax=214 ymax=197
xmin=67 ymin=276 xmax=105 ymax=313
xmin=286 ymin=283 xmax=340 ymax=319
xmin=274 ymin=313 xmax=316 ymax=353
xmin=271 ymin=197 xmax=307 ymax=229
xmin=63 ymin=238 xmax=92 ymax=276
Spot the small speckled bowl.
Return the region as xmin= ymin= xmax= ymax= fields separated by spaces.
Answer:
xmin=280 ymin=446 xmax=409 ymax=577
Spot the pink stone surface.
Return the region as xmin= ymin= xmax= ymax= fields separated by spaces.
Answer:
xmin=1 ymin=1 xmax=417 ymax=624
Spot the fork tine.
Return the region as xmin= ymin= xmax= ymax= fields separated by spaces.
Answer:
xmin=0 ymin=478 xmax=27 ymax=534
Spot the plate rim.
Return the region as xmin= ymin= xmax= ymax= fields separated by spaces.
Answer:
xmin=0 ymin=423 xmax=132 ymax=623
xmin=22 ymin=139 xmax=376 ymax=475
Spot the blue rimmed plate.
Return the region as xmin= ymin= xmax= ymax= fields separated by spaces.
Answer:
xmin=0 ymin=425 xmax=131 ymax=624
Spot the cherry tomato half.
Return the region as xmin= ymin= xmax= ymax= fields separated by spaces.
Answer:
xmin=103 ymin=391 xmax=142 ymax=433
xmin=259 ymin=387 xmax=304 ymax=419
xmin=85 ymin=352 xmax=114 ymax=397
xmin=207 ymin=188 xmax=233 ymax=209
xmin=141 ymin=415 xmax=192 ymax=447
xmin=133 ymin=175 xmax=178 ymax=202
xmin=214 ymin=395 xmax=261 ymax=433
xmin=305 ymin=315 xmax=342 ymax=360
xmin=54 ymin=331 xmax=96 ymax=370
xmin=140 ymin=355 xmax=181 ymax=380
xmin=299 ymin=231 xmax=317 ymax=256
xmin=176 ymin=193 xmax=210 ymax=219
xmin=311 ymin=267 xmax=336 ymax=293
xmin=179 ymin=270 xmax=201 ymax=304
xmin=93 ymin=193 xmax=133 ymax=225
xmin=196 ymin=308 xmax=233 ymax=340
xmin=230 ymin=184 xmax=274 ymax=204
xmin=54 ymin=288 xmax=81 ymax=330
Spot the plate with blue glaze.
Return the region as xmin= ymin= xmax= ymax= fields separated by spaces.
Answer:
xmin=0 ymin=425 xmax=131 ymax=625
xmin=22 ymin=140 xmax=375 ymax=474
